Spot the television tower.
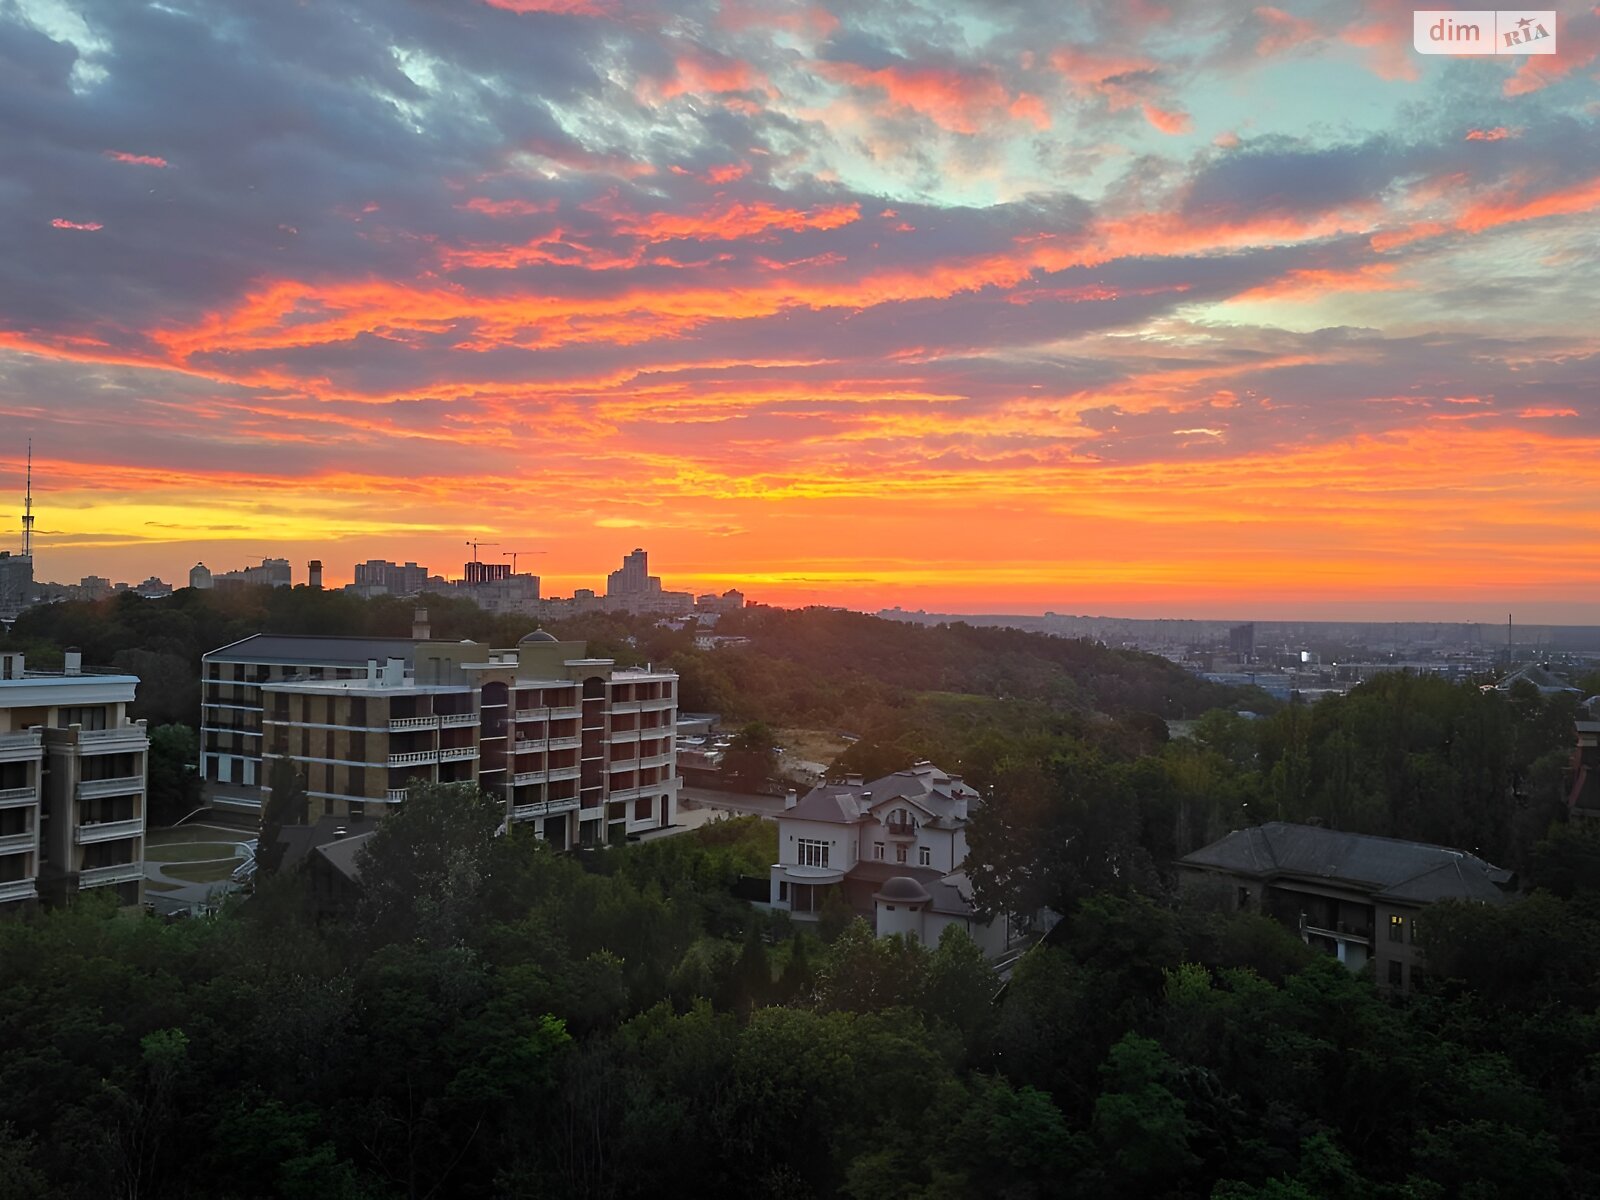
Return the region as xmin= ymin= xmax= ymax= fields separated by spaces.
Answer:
xmin=20 ymin=440 xmax=33 ymax=558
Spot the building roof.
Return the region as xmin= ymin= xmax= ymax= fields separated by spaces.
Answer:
xmin=205 ymin=633 xmax=416 ymax=666
xmin=875 ymin=875 xmax=932 ymax=903
xmin=786 ymin=760 xmax=982 ymax=827
xmin=1180 ymin=822 xmax=1511 ymax=905
xmin=1495 ymin=663 xmax=1581 ymax=695
xmin=277 ymin=815 xmax=380 ymax=872
xmin=518 ymin=629 xmax=558 ymax=644
xmin=312 ymin=830 xmax=377 ymax=884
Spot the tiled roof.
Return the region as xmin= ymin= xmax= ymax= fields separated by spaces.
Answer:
xmin=1180 ymin=822 xmax=1510 ymax=905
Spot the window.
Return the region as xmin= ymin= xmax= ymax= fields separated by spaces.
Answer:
xmin=797 ymin=838 xmax=830 ymax=868
xmin=1388 ymin=960 xmax=1403 ymax=987
xmin=895 ymin=846 xmax=907 ymax=864
xmin=778 ymin=881 xmax=789 ymax=902
xmin=873 ymin=842 xmax=884 ymax=860
xmin=919 ymin=846 xmax=931 ymax=867
xmin=1389 ymin=914 xmax=1405 ymax=943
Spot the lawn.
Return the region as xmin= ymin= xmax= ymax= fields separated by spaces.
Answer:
xmin=164 ymin=858 xmax=243 ymax=885
xmin=776 ymin=727 xmax=853 ymax=767
xmin=145 ymin=841 xmax=245 ymax=864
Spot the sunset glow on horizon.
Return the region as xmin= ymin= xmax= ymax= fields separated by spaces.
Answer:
xmin=2 ymin=0 xmax=1598 ymax=621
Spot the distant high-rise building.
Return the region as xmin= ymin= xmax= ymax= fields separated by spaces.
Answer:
xmin=351 ymin=559 xmax=432 ymax=595
xmin=0 ymin=551 xmax=31 ymax=618
xmin=215 ymin=558 xmax=292 ymax=589
xmin=308 ymin=560 xmax=323 ymax=589
xmin=79 ymin=576 xmax=112 ymax=601
xmin=189 ymin=562 xmax=213 ymax=590
xmin=1229 ymin=622 xmax=1256 ymax=660
xmin=135 ymin=577 xmax=173 ymax=597
xmin=607 ymin=548 xmax=652 ymax=596
xmin=464 ymin=561 xmax=511 ymax=585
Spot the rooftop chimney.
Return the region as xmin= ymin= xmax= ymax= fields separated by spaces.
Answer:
xmin=333 ymin=826 xmax=348 ymax=840
xmin=784 ymin=788 xmax=798 ymax=811
xmin=413 ymin=606 xmax=430 ymax=640
xmin=308 ymin=559 xmax=323 ymax=590
xmin=63 ymin=647 xmax=82 ymax=676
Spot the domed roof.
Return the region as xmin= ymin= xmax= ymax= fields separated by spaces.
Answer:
xmin=875 ymin=876 xmax=931 ymax=904
xmin=519 ymin=629 xmax=558 ymax=644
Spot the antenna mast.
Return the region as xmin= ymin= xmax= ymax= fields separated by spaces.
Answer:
xmin=20 ymin=440 xmax=33 ymax=558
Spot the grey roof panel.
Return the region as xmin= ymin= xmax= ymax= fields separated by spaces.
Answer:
xmin=205 ymin=634 xmax=416 ymax=666
xmin=1180 ymin=821 xmax=1509 ymax=905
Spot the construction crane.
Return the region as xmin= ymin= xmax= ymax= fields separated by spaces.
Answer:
xmin=465 ymin=539 xmax=499 ymax=565
xmin=502 ymin=550 xmax=546 ymax=574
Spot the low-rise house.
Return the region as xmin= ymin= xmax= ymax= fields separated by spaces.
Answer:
xmin=767 ymin=761 xmax=1022 ymax=955
xmin=1177 ymin=821 xmax=1514 ymax=992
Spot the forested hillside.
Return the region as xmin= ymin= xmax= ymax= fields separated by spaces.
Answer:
xmin=1 ymin=786 xmax=1597 ymax=1199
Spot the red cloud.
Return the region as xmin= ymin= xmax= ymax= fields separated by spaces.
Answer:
xmin=706 ymin=162 xmax=751 ymax=184
xmin=1457 ymin=175 xmax=1600 ymax=232
xmin=612 ymin=200 xmax=860 ymax=242
xmin=460 ymin=196 xmax=557 ymax=216
xmin=816 ymin=61 xmax=1049 ymax=134
xmin=1254 ymin=6 xmax=1321 ymax=55
xmin=1464 ymin=127 xmax=1516 ymax=141
xmin=657 ymin=53 xmax=774 ymax=100
xmin=1049 ymin=46 xmax=1190 ymax=133
xmin=104 ymin=150 xmax=169 ymax=167
xmin=1142 ymin=103 xmax=1192 ymax=135
xmin=481 ymin=0 xmax=616 ymax=14
xmin=51 ymin=218 xmax=103 ymax=231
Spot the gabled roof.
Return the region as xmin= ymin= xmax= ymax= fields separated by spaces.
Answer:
xmin=205 ymin=633 xmax=416 ymax=666
xmin=312 ymin=830 xmax=377 ymax=883
xmin=788 ymin=760 xmax=981 ymax=827
xmin=1180 ymin=822 xmax=1510 ymax=905
xmin=1495 ymin=664 xmax=1581 ymax=695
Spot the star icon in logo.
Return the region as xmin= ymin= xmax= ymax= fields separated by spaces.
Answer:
xmin=1517 ymin=16 xmax=1533 ymax=28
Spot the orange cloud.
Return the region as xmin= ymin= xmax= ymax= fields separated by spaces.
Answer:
xmin=1230 ymin=262 xmax=1407 ymax=301
xmin=459 ymin=196 xmax=557 ymax=216
xmin=1464 ymin=126 xmax=1516 ymax=141
xmin=104 ymin=150 xmax=168 ymax=167
xmin=656 ymin=53 xmax=774 ymax=100
xmin=481 ymin=0 xmax=616 ymax=14
xmin=1141 ymin=103 xmax=1192 ymax=135
xmin=1457 ymin=175 xmax=1600 ymax=232
xmin=50 ymin=218 xmax=103 ymax=231
xmin=1255 ymin=6 xmax=1321 ymax=55
xmin=816 ymin=61 xmax=1048 ymax=134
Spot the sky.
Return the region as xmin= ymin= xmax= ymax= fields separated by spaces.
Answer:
xmin=1 ymin=0 xmax=1598 ymax=621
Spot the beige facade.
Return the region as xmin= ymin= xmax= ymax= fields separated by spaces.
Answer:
xmin=0 ymin=651 xmax=146 ymax=909
xmin=251 ymin=632 xmax=679 ymax=846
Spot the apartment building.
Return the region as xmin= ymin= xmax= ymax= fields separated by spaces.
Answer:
xmin=211 ymin=629 xmax=679 ymax=846
xmin=1176 ymin=822 xmax=1513 ymax=992
xmin=0 ymin=650 xmax=147 ymax=909
xmin=200 ymin=634 xmax=419 ymax=815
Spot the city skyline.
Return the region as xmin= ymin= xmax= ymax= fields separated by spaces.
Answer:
xmin=2 ymin=1 xmax=1598 ymax=621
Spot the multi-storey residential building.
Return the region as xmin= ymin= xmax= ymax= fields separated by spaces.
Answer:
xmin=207 ymin=630 xmax=679 ymax=846
xmin=1567 ymin=718 xmax=1600 ymax=825
xmin=201 ymin=634 xmax=419 ymax=815
xmin=766 ymin=762 xmax=1018 ymax=952
xmin=0 ymin=650 xmax=147 ymax=909
xmin=1176 ymin=822 xmax=1513 ymax=992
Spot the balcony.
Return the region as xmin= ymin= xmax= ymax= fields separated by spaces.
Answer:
xmin=388 ymin=749 xmax=439 ymax=766
xmin=609 ymin=728 xmax=641 ymax=744
xmin=75 ymin=818 xmax=143 ymax=845
xmin=512 ymin=770 xmax=546 ymax=786
xmin=438 ymin=746 xmax=479 ymax=763
xmin=79 ymin=861 xmax=143 ymax=888
xmin=77 ymin=775 xmax=144 ymax=800
xmin=609 ymin=700 xmax=642 ymax=715
xmin=0 ymin=729 xmax=43 ymax=762
xmin=513 ymin=709 xmax=546 ymax=723
xmin=1302 ymin=921 xmax=1373 ymax=944
xmin=0 ymin=830 xmax=34 ymax=854
xmin=439 ymin=712 xmax=477 ymax=728
xmin=547 ymin=735 xmax=581 ymax=752
xmin=640 ymin=698 xmax=675 ymax=712
xmin=512 ymin=796 xmax=581 ymax=822
xmin=76 ymin=724 xmax=149 ymax=752
xmin=547 ymin=706 xmax=581 ymax=720
xmin=884 ymin=820 xmax=918 ymax=841
xmin=639 ymin=752 xmax=674 ymax=769
xmin=608 ymin=784 xmax=645 ymax=802
xmin=385 ymin=788 xmax=409 ymax=803
xmin=0 ymin=786 xmax=37 ymax=809
xmin=389 ymin=715 xmax=438 ymax=731
xmin=0 ymin=879 xmax=37 ymax=904
xmin=547 ymin=766 xmax=581 ymax=782
xmin=513 ymin=738 xmax=547 ymax=754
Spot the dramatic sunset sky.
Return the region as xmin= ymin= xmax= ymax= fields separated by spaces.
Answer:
xmin=1 ymin=0 xmax=1597 ymax=618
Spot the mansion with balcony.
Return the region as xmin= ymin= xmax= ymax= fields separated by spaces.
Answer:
xmin=0 ymin=650 xmax=147 ymax=910
xmin=767 ymin=761 xmax=1022 ymax=956
xmin=206 ymin=627 xmax=679 ymax=848
xmin=1177 ymin=822 xmax=1514 ymax=992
